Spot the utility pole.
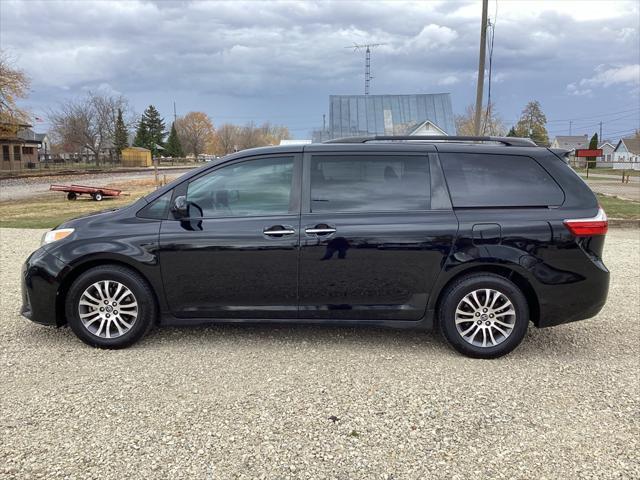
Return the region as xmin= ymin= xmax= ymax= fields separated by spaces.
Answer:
xmin=473 ymin=0 xmax=489 ymax=135
xmin=173 ymin=101 xmax=177 ymax=123
xmin=322 ymin=114 xmax=326 ymax=132
xmin=599 ymin=121 xmax=602 ymax=140
xmin=569 ymin=120 xmax=572 ymax=135
xmin=346 ymin=43 xmax=386 ymax=95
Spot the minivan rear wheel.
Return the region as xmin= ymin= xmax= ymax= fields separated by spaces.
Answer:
xmin=439 ymin=273 xmax=529 ymax=358
xmin=65 ymin=265 xmax=156 ymax=349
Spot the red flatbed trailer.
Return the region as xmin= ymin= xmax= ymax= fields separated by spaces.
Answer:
xmin=50 ymin=184 xmax=122 ymax=201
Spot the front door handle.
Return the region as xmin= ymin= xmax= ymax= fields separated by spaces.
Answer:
xmin=263 ymin=225 xmax=296 ymax=237
xmin=305 ymin=224 xmax=337 ymax=236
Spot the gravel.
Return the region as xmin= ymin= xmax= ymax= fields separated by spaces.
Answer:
xmin=0 ymin=227 xmax=638 ymax=479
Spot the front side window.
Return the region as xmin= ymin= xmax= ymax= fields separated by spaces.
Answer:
xmin=310 ymin=155 xmax=430 ymax=213
xmin=186 ymin=156 xmax=294 ymax=218
xmin=138 ymin=191 xmax=173 ymax=220
xmin=440 ymin=153 xmax=564 ymax=207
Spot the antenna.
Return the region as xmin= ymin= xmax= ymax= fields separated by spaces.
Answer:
xmin=346 ymin=43 xmax=386 ymax=95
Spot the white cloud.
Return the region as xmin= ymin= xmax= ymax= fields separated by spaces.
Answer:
xmin=437 ymin=75 xmax=460 ymax=86
xmin=407 ymin=24 xmax=458 ymax=50
xmin=581 ymin=64 xmax=640 ymax=88
xmin=566 ymin=83 xmax=592 ymax=97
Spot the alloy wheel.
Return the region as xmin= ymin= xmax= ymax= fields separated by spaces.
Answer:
xmin=454 ymin=288 xmax=516 ymax=348
xmin=78 ymin=280 xmax=138 ymax=338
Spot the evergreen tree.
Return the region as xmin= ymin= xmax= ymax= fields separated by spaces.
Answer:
xmin=165 ymin=122 xmax=184 ymax=158
xmin=514 ymin=100 xmax=549 ymax=146
xmin=114 ymin=108 xmax=129 ymax=160
xmin=587 ymin=132 xmax=599 ymax=169
xmin=134 ymin=105 xmax=166 ymax=157
xmin=133 ymin=116 xmax=149 ymax=149
xmin=506 ymin=126 xmax=517 ymax=137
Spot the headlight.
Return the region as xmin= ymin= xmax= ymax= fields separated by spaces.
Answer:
xmin=42 ymin=228 xmax=75 ymax=245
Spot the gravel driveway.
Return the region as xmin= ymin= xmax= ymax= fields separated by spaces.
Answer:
xmin=0 ymin=228 xmax=638 ymax=479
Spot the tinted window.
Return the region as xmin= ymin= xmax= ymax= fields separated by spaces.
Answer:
xmin=186 ymin=156 xmax=293 ymax=217
xmin=137 ymin=191 xmax=172 ymax=219
xmin=440 ymin=153 xmax=564 ymax=207
xmin=310 ymin=155 xmax=430 ymax=212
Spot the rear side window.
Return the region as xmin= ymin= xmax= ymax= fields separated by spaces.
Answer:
xmin=310 ymin=155 xmax=430 ymax=212
xmin=440 ymin=153 xmax=564 ymax=207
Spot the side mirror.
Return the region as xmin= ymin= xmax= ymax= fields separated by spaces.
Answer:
xmin=171 ymin=195 xmax=189 ymax=218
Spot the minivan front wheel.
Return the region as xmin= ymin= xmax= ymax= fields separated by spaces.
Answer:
xmin=65 ymin=265 xmax=156 ymax=349
xmin=439 ymin=273 xmax=529 ymax=358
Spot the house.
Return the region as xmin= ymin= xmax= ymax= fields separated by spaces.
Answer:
xmin=0 ymin=123 xmax=43 ymax=171
xmin=550 ymin=135 xmax=589 ymax=151
xmin=549 ymin=135 xmax=589 ymax=166
xmin=17 ymin=127 xmax=51 ymax=161
xmin=598 ymin=141 xmax=615 ymax=163
xmin=313 ymin=93 xmax=455 ymax=141
xmin=612 ymin=137 xmax=640 ymax=171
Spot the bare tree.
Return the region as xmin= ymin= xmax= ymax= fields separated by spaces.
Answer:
xmin=174 ymin=111 xmax=215 ymax=157
xmin=455 ymin=102 xmax=505 ymax=136
xmin=210 ymin=121 xmax=292 ymax=156
xmin=48 ymin=92 xmax=129 ymax=165
xmin=215 ymin=123 xmax=241 ymax=155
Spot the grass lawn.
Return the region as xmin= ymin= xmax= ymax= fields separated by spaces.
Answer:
xmin=597 ymin=194 xmax=640 ymax=220
xmin=0 ymin=179 xmax=155 ymax=228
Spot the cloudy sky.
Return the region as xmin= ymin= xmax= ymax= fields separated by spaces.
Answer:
xmin=2 ymin=0 xmax=639 ymax=140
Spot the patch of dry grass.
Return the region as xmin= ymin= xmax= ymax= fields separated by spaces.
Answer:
xmin=0 ymin=179 xmax=157 ymax=228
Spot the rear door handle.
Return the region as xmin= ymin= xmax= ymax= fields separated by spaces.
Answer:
xmin=305 ymin=224 xmax=337 ymax=236
xmin=263 ymin=225 xmax=296 ymax=237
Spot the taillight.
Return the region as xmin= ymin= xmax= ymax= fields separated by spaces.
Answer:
xmin=564 ymin=207 xmax=608 ymax=236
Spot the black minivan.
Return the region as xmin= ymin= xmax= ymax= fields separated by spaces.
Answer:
xmin=21 ymin=136 xmax=609 ymax=358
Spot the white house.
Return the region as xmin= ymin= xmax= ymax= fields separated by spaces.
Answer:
xmin=612 ymin=137 xmax=640 ymax=170
xmin=550 ymin=135 xmax=589 ymax=165
xmin=598 ymin=142 xmax=615 ymax=163
xmin=409 ymin=120 xmax=448 ymax=136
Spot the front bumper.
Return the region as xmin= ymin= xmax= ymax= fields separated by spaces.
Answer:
xmin=21 ymin=247 xmax=69 ymax=326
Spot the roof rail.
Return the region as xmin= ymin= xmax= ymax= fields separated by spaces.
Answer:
xmin=323 ymin=135 xmax=537 ymax=147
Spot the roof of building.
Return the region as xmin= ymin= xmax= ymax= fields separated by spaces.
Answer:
xmin=280 ymin=139 xmax=312 ymax=145
xmin=123 ymin=146 xmax=151 ymax=152
xmin=615 ymin=137 xmax=640 ymax=154
xmin=327 ymin=93 xmax=455 ymax=139
xmin=551 ymin=135 xmax=589 ymax=150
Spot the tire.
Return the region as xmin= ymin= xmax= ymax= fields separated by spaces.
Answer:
xmin=438 ymin=273 xmax=529 ymax=359
xmin=65 ymin=265 xmax=156 ymax=349
xmin=93 ymin=192 xmax=103 ymax=201
xmin=67 ymin=192 xmax=77 ymax=201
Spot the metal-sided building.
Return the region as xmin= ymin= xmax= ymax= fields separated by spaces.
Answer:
xmin=317 ymin=93 xmax=456 ymax=141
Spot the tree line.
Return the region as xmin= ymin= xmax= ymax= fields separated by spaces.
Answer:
xmin=455 ymin=100 xmax=551 ymax=146
xmin=46 ymin=92 xmax=291 ymax=164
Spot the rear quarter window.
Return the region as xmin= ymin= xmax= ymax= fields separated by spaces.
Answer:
xmin=439 ymin=153 xmax=564 ymax=207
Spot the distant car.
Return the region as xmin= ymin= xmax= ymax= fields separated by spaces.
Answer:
xmin=21 ymin=135 xmax=609 ymax=358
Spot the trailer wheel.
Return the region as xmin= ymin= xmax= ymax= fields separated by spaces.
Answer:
xmin=67 ymin=192 xmax=77 ymax=201
xmin=93 ymin=192 xmax=103 ymax=201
